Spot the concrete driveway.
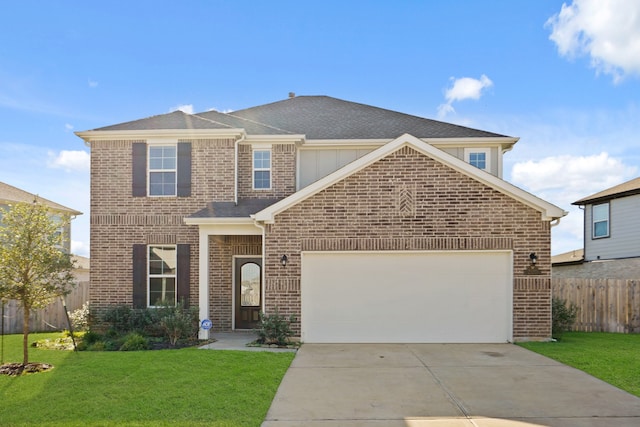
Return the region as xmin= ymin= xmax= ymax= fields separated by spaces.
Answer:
xmin=262 ymin=343 xmax=640 ymax=427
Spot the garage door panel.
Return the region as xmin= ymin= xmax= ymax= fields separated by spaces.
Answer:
xmin=301 ymin=251 xmax=512 ymax=343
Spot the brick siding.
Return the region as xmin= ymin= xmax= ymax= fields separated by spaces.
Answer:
xmin=263 ymin=146 xmax=552 ymax=341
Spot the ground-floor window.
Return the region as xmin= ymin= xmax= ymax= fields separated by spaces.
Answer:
xmin=148 ymin=245 xmax=177 ymax=306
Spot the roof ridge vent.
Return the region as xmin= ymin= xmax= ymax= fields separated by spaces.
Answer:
xmin=288 ymin=92 xmax=295 ymax=98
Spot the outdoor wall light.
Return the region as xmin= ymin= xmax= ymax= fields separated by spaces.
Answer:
xmin=280 ymin=254 xmax=288 ymax=267
xmin=525 ymin=252 xmax=541 ymax=275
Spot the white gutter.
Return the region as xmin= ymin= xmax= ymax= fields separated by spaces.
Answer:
xmin=234 ymin=132 xmax=247 ymax=205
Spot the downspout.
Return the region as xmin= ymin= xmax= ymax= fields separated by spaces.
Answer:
xmin=235 ymin=132 xmax=247 ymax=205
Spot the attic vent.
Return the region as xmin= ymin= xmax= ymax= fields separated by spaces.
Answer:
xmin=288 ymin=92 xmax=295 ymax=98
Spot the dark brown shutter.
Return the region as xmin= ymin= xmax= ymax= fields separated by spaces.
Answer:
xmin=132 ymin=143 xmax=147 ymax=197
xmin=177 ymin=142 xmax=191 ymax=197
xmin=177 ymin=244 xmax=191 ymax=305
xmin=132 ymin=244 xmax=147 ymax=308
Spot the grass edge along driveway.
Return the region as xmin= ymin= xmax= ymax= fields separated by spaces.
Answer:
xmin=518 ymin=331 xmax=640 ymax=398
xmin=0 ymin=333 xmax=295 ymax=427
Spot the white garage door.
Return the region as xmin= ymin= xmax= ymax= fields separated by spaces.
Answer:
xmin=301 ymin=251 xmax=512 ymax=343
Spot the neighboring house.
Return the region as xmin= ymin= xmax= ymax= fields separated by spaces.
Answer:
xmin=554 ymin=177 xmax=640 ymax=279
xmin=0 ymin=181 xmax=86 ymax=334
xmin=76 ymin=95 xmax=566 ymax=343
xmin=0 ymin=181 xmax=82 ymax=254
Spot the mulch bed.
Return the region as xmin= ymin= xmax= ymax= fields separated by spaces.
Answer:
xmin=0 ymin=362 xmax=53 ymax=376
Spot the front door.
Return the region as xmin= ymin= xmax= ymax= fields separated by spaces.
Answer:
xmin=234 ymin=257 xmax=262 ymax=329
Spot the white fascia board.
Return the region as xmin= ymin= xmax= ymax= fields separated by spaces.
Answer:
xmin=76 ymin=128 xmax=245 ymax=145
xmin=243 ymin=135 xmax=305 ymax=144
xmin=183 ymin=218 xmax=262 ymax=235
xmin=183 ymin=217 xmax=255 ymax=226
xmin=302 ymin=138 xmax=390 ymax=147
xmin=425 ymin=137 xmax=519 ymax=151
xmin=254 ymin=133 xmax=566 ymax=223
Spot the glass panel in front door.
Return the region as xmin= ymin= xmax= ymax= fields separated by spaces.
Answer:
xmin=241 ymin=262 xmax=261 ymax=307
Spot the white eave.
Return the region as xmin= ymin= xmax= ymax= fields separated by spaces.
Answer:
xmin=254 ymin=133 xmax=566 ymax=223
xmin=75 ymin=128 xmax=247 ymax=145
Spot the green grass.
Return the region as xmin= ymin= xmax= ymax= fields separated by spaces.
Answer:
xmin=518 ymin=332 xmax=640 ymax=397
xmin=0 ymin=332 xmax=295 ymax=427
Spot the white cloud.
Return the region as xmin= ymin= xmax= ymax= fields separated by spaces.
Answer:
xmin=437 ymin=75 xmax=493 ymax=119
xmin=47 ymin=150 xmax=90 ymax=172
xmin=88 ymin=79 xmax=98 ymax=88
xmin=546 ymin=0 xmax=640 ymax=82
xmin=512 ymin=152 xmax=636 ymax=202
xmin=71 ymin=240 xmax=89 ymax=257
xmin=65 ymin=123 xmax=74 ymax=132
xmin=511 ymin=152 xmax=637 ymax=254
xmin=170 ymin=104 xmax=194 ymax=114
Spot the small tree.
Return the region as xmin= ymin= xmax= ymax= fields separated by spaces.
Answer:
xmin=0 ymin=201 xmax=76 ymax=365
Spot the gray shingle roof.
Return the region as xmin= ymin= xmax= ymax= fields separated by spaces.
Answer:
xmin=573 ymin=177 xmax=640 ymax=205
xmin=0 ymin=181 xmax=82 ymax=215
xmin=229 ymin=96 xmax=509 ymax=139
xmin=189 ymin=198 xmax=284 ymax=218
xmin=86 ymin=96 xmax=511 ymax=139
xmin=93 ymin=110 xmax=233 ymax=131
xmin=195 ymin=110 xmax=293 ymax=135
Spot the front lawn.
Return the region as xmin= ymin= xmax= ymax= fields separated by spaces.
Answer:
xmin=518 ymin=332 xmax=640 ymax=397
xmin=0 ymin=332 xmax=295 ymax=426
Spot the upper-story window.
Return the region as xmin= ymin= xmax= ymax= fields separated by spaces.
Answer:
xmin=148 ymin=145 xmax=177 ymax=196
xmin=253 ymin=150 xmax=271 ymax=190
xmin=592 ymin=203 xmax=610 ymax=239
xmin=464 ymin=148 xmax=491 ymax=172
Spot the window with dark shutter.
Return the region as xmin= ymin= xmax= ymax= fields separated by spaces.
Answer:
xmin=132 ymin=143 xmax=147 ymax=197
xmin=177 ymin=142 xmax=192 ymax=197
xmin=177 ymin=244 xmax=190 ymax=304
xmin=132 ymin=244 xmax=147 ymax=308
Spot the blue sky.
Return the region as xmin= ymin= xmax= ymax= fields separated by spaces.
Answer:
xmin=1 ymin=0 xmax=639 ymax=257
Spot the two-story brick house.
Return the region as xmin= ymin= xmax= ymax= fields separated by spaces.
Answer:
xmin=77 ymin=95 xmax=565 ymax=343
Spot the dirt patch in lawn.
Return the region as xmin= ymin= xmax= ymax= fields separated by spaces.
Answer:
xmin=0 ymin=362 xmax=54 ymax=376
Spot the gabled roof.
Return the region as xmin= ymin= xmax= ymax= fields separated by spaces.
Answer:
xmin=79 ymin=95 xmax=513 ymax=141
xmin=253 ymin=134 xmax=567 ymax=223
xmin=230 ymin=96 xmax=510 ymax=140
xmin=573 ymin=177 xmax=640 ymax=205
xmin=0 ymin=181 xmax=82 ymax=215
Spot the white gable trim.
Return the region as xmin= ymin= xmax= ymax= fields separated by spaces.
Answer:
xmin=253 ymin=133 xmax=567 ymax=223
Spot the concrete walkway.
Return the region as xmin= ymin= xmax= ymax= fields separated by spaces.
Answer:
xmin=263 ymin=343 xmax=640 ymax=426
xmin=199 ymin=331 xmax=297 ymax=352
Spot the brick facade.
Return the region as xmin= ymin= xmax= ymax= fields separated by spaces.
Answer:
xmin=263 ymin=146 xmax=552 ymax=341
xmin=90 ymin=138 xmax=552 ymax=341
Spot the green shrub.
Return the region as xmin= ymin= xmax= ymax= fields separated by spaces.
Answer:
xmin=552 ymin=297 xmax=579 ymax=340
xmin=256 ymin=309 xmax=296 ymax=346
xmin=102 ymin=305 xmax=133 ymax=333
xmin=119 ymin=333 xmax=148 ymax=351
xmin=87 ymin=341 xmax=106 ymax=351
xmin=159 ymin=301 xmax=199 ymax=346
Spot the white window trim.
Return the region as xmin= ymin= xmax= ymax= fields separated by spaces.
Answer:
xmin=592 ymin=203 xmax=610 ymax=239
xmin=252 ymin=149 xmax=272 ymax=190
xmin=148 ymin=144 xmax=177 ymax=197
xmin=464 ymin=148 xmax=491 ymax=172
xmin=148 ymin=244 xmax=177 ymax=307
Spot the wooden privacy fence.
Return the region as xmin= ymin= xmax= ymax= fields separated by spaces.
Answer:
xmin=553 ymin=278 xmax=640 ymax=333
xmin=1 ymin=281 xmax=89 ymax=335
